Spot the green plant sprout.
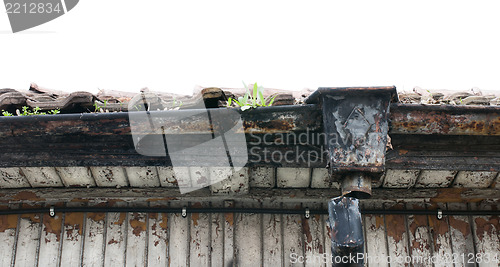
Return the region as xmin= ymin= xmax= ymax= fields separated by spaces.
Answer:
xmin=1 ymin=106 xmax=60 ymax=116
xmin=227 ymin=82 xmax=277 ymax=111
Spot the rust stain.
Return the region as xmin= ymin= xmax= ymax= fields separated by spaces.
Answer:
xmin=146 ymin=197 xmax=178 ymax=202
xmin=12 ymin=191 xmax=45 ymax=201
xmin=385 ymin=203 xmax=406 ymax=243
xmin=225 ymin=213 xmax=234 ymax=226
xmin=375 ymin=215 xmax=384 ymax=229
xmin=113 ymin=213 xmax=127 ymax=226
xmin=243 ymin=119 xmax=295 ymax=132
xmin=474 ymin=216 xmax=499 ymax=242
xmin=108 ymin=238 xmax=119 ymax=245
xmin=87 ymin=212 xmax=105 ymax=222
xmin=301 ymin=219 xmax=313 ymax=245
xmin=448 ymin=216 xmax=471 ymax=236
xmin=129 ymin=213 xmax=146 ymax=237
xmin=191 ymin=203 xmax=203 ymax=226
xmin=0 ymin=214 xmax=18 ymax=232
xmin=64 ymin=212 xmax=84 ymax=236
xmin=42 ymin=214 xmax=62 ymax=242
xmin=399 ymin=149 xmax=409 ymax=155
xmin=430 ymin=188 xmax=467 ymax=203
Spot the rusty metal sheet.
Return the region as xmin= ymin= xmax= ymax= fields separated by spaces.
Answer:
xmin=282 ymin=203 xmax=304 ymax=267
xmin=126 ymin=210 xmax=148 ymax=267
xmin=302 ymin=202 xmax=325 ymax=267
xmin=168 ymin=201 xmax=189 ymax=267
xmin=0 ymin=204 xmax=18 ymax=267
xmin=38 ymin=203 xmax=63 ymax=266
xmin=390 ymin=104 xmax=500 ymax=136
xmin=427 ymin=202 xmax=454 ymax=267
xmin=14 ymin=204 xmax=42 ymax=266
xmin=104 ymin=202 xmax=127 ymax=267
xmin=470 ymin=201 xmax=500 ymax=267
xmin=262 ymin=200 xmax=283 ymax=267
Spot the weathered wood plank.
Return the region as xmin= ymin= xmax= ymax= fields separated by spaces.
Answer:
xmin=262 ymin=200 xmax=282 ymax=267
xmin=406 ymin=202 xmax=432 ymax=267
xmin=384 ymin=202 xmax=410 ymax=266
xmin=283 ymin=202 xmax=304 ymax=267
xmin=14 ymin=204 xmax=42 ymax=267
xmin=453 ymin=171 xmax=498 ymax=188
xmin=126 ymin=208 xmax=148 ymax=267
xmin=37 ymin=204 xmax=63 ymax=267
xmin=156 ymin=166 xmax=180 ymax=187
xmin=21 ymin=167 xmax=63 ymax=187
xmin=302 ymin=202 xmax=324 ymax=267
xmin=210 ymin=167 xmax=249 ymax=195
xmin=82 ymin=202 xmax=106 ymax=267
xmin=104 ymin=202 xmax=127 ymax=267
xmin=60 ymin=202 xmax=86 ymax=267
xmin=223 ymin=200 xmax=235 ymax=267
xmin=249 ymin=167 xmax=275 ymax=188
xmin=234 ymin=200 xmax=262 ymax=267
xmin=0 ymin=204 xmax=19 ymax=267
xmin=147 ymin=203 xmax=169 ymax=267
xmin=168 ymin=201 xmax=190 ymax=267
xmin=363 ymin=201 xmax=389 ymax=267
xmin=188 ymin=167 xmax=209 ymax=192
xmin=55 ymin=167 xmax=96 ymax=187
xmin=323 ymin=212 xmax=332 ymax=267
xmin=427 ymin=202 xmax=454 ymax=267
xmin=470 ymin=201 xmax=500 ymax=267
xmin=382 ymin=169 xmax=420 ymax=188
xmin=125 ymin=166 xmax=161 ymax=187
xmin=210 ymin=202 xmax=224 ymax=267
xmin=447 ymin=202 xmax=475 ymax=267
xmin=277 ymin=168 xmax=310 ymax=188
xmin=190 ymin=202 xmax=210 ymax=267
xmin=90 ymin=167 xmax=129 ymax=187
xmin=414 ymin=170 xmax=457 ymax=188
xmin=0 ymin=168 xmax=30 ymax=188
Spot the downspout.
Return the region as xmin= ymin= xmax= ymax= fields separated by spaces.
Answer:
xmin=305 ymin=87 xmax=398 ymax=266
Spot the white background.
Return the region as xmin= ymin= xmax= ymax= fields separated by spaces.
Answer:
xmin=1 ymin=0 xmax=499 ymax=95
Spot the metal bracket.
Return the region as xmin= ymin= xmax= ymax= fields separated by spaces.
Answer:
xmin=49 ymin=206 xmax=55 ymax=217
xmin=437 ymin=209 xmax=443 ymax=220
xmin=305 ymin=208 xmax=310 ymax=219
xmin=182 ymin=207 xmax=187 ymax=218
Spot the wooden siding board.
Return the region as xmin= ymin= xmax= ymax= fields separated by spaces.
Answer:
xmin=0 ymin=167 xmax=30 ymax=188
xmin=147 ymin=202 xmax=169 ymax=267
xmin=223 ymin=200 xmax=235 ymax=267
xmin=406 ymin=202 xmax=432 ymax=267
xmin=103 ymin=202 xmax=127 ymax=267
xmin=189 ymin=202 xmax=211 ymax=267
xmin=427 ymin=202 xmax=454 ymax=267
xmin=14 ymin=205 xmax=42 ymax=267
xmin=126 ymin=211 xmax=148 ymax=267
xmin=262 ymin=201 xmax=283 ymax=267
xmin=168 ymin=202 xmax=190 ymax=267
xmin=21 ymin=167 xmax=63 ymax=187
xmin=323 ymin=212 xmax=332 ymax=267
xmin=447 ymin=202 xmax=476 ymax=267
xmin=90 ymin=167 xmax=129 ymax=187
xmin=282 ymin=202 xmax=304 ymax=267
xmin=471 ymin=201 xmax=500 ymax=267
xmin=210 ymin=202 xmax=224 ymax=267
xmin=0 ymin=204 xmax=19 ymax=267
xmin=384 ymin=202 xmax=411 ymax=266
xmin=37 ymin=206 xmax=63 ymax=267
xmin=82 ymin=202 xmax=106 ymax=267
xmin=363 ymin=201 xmax=389 ymax=267
xmin=234 ymin=200 xmax=262 ymax=267
xmin=302 ymin=202 xmax=325 ymax=267
xmin=125 ymin=166 xmax=161 ymax=188
xmin=60 ymin=202 xmax=86 ymax=267
xmin=55 ymin=167 xmax=96 ymax=187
